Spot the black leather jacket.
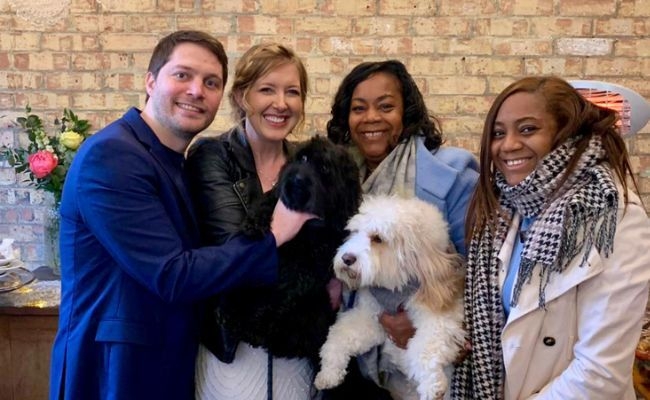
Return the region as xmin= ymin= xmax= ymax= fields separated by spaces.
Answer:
xmin=185 ymin=125 xmax=292 ymax=361
xmin=187 ymin=125 xmax=262 ymax=246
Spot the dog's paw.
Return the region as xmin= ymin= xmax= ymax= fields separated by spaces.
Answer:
xmin=418 ymin=378 xmax=448 ymax=400
xmin=314 ymin=369 xmax=345 ymax=390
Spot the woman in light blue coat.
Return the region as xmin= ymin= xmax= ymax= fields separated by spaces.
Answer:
xmin=326 ymin=60 xmax=478 ymax=399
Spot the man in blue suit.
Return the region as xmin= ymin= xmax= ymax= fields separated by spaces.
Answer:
xmin=49 ymin=30 xmax=313 ymax=400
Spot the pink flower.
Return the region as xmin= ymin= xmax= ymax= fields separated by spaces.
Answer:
xmin=28 ymin=150 xmax=58 ymax=178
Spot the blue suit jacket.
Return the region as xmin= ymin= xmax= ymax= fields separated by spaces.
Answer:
xmin=50 ymin=108 xmax=279 ymax=400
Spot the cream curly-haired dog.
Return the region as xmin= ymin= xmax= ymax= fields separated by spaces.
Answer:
xmin=314 ymin=195 xmax=466 ymax=400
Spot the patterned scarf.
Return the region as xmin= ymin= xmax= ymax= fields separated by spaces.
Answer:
xmin=450 ymin=135 xmax=618 ymax=399
xmin=349 ymin=136 xmax=417 ymax=198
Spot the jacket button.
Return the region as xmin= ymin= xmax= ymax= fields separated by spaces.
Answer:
xmin=543 ymin=336 xmax=556 ymax=346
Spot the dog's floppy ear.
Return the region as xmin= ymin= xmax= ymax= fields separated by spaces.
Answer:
xmin=413 ymin=243 xmax=465 ymax=313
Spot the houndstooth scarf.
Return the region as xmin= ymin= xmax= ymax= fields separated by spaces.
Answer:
xmin=450 ymin=135 xmax=618 ymax=399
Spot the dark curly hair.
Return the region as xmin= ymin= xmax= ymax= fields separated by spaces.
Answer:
xmin=327 ymin=60 xmax=443 ymax=151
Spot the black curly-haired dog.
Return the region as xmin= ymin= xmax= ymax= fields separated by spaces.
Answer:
xmin=214 ymin=136 xmax=362 ymax=362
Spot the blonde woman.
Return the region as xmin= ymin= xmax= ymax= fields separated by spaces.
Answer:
xmin=186 ymin=43 xmax=316 ymax=399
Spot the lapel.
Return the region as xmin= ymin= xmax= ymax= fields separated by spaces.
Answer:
xmin=227 ymin=126 xmax=295 ymax=212
xmin=122 ymin=108 xmax=199 ymax=236
xmin=497 ymin=214 xmax=521 ymax=288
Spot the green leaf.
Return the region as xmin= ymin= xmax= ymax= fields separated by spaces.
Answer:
xmin=26 ymin=114 xmax=41 ymax=127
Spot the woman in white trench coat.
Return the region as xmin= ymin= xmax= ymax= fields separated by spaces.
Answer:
xmin=451 ymin=76 xmax=650 ymax=400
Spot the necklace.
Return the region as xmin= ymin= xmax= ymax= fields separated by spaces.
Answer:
xmin=256 ymin=156 xmax=284 ymax=190
xmin=252 ymin=139 xmax=285 ymax=190
xmin=257 ymin=168 xmax=278 ymax=188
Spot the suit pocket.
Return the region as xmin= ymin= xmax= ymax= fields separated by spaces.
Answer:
xmin=95 ymin=319 xmax=162 ymax=346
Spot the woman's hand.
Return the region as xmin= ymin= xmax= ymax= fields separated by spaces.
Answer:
xmin=379 ymin=307 xmax=415 ymax=349
xmin=326 ymin=278 xmax=343 ymax=310
xmin=454 ymin=339 xmax=472 ymax=365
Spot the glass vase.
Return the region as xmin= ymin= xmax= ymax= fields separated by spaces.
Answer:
xmin=44 ymin=206 xmax=61 ymax=275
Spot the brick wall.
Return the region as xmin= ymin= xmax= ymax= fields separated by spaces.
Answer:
xmin=1 ymin=0 xmax=649 ymax=269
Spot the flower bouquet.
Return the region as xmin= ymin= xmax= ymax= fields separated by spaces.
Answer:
xmin=1 ymin=106 xmax=92 ymax=274
xmin=1 ymin=106 xmax=92 ymax=205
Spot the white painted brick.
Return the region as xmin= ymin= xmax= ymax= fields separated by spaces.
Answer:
xmin=556 ymin=38 xmax=612 ymax=56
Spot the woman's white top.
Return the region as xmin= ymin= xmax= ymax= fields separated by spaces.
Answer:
xmin=195 ymin=342 xmax=316 ymax=400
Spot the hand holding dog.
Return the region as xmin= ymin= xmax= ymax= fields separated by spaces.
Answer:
xmin=379 ymin=307 xmax=416 ymax=349
xmin=270 ymin=199 xmax=317 ymax=246
xmin=326 ymin=278 xmax=343 ymax=310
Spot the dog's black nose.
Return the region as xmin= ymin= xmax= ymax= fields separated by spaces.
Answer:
xmin=341 ymin=253 xmax=356 ymax=266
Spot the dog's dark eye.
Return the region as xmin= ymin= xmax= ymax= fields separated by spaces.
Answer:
xmin=371 ymin=234 xmax=383 ymax=244
xmin=300 ymin=155 xmax=308 ymax=163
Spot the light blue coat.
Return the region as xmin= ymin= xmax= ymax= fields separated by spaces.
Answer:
xmin=413 ymin=138 xmax=479 ymax=257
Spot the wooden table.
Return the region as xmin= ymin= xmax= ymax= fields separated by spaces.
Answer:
xmin=0 ymin=268 xmax=59 ymax=400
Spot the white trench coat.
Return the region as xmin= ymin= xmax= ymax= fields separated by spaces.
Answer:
xmin=498 ymin=191 xmax=650 ymax=400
